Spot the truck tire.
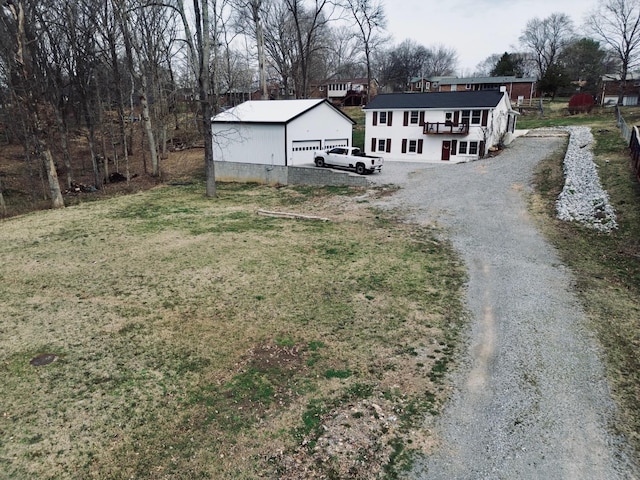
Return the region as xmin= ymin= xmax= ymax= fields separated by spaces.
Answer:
xmin=315 ymin=157 xmax=325 ymax=167
xmin=355 ymin=162 xmax=366 ymax=175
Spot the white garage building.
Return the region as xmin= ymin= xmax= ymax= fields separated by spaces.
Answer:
xmin=212 ymin=99 xmax=355 ymax=166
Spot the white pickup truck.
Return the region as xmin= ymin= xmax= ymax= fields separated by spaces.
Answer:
xmin=313 ymin=147 xmax=383 ymax=175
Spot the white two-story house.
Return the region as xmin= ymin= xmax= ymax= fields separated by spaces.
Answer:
xmin=363 ymin=90 xmax=518 ymax=163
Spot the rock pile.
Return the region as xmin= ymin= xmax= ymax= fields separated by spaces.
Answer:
xmin=556 ymin=126 xmax=618 ymax=232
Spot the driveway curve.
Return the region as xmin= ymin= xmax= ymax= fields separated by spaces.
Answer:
xmin=370 ymin=136 xmax=638 ymax=479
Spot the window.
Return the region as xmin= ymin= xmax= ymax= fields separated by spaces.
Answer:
xmin=469 ymin=141 xmax=479 ymax=155
xmin=461 ymin=110 xmax=470 ymax=125
xmin=408 ymin=140 xmax=418 ymax=153
xmin=459 ymin=141 xmax=468 ymax=154
xmin=465 ymin=84 xmax=472 ymax=90
xmin=379 ymin=111 xmax=388 ymax=124
xmin=410 ymin=111 xmax=419 ymax=124
xmin=471 ymin=110 xmax=482 ymax=124
xmin=378 ymin=138 xmax=387 ymax=151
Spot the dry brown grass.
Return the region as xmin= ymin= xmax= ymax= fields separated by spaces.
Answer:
xmin=0 ymin=178 xmax=466 ymax=479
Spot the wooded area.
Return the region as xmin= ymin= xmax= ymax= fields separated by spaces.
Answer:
xmin=1 ymin=0 xmax=639 ymax=214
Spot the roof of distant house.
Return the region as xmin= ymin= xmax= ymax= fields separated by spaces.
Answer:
xmin=212 ymin=99 xmax=355 ymax=124
xmin=364 ymin=91 xmax=507 ymax=110
xmin=410 ymin=76 xmax=537 ymax=84
xmin=601 ymin=73 xmax=640 ymax=81
xmin=323 ymin=77 xmax=369 ymax=84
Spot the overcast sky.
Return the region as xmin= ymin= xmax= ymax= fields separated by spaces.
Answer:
xmin=383 ymin=0 xmax=601 ymax=75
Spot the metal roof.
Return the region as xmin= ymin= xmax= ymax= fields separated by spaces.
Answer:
xmin=364 ymin=91 xmax=507 ymax=110
xmin=212 ymin=99 xmax=355 ymax=124
xmin=601 ymin=73 xmax=640 ymax=81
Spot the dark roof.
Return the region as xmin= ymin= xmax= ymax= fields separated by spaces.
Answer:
xmin=364 ymin=91 xmax=506 ymax=110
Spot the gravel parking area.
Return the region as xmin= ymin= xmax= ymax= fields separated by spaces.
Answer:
xmin=371 ymin=134 xmax=639 ymax=479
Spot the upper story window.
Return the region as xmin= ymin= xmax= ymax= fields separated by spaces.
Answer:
xmin=461 ymin=110 xmax=483 ymax=125
xmin=374 ymin=111 xmax=393 ymax=126
xmin=410 ymin=111 xmax=419 ymax=124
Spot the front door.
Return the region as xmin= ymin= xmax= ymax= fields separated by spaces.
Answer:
xmin=441 ymin=141 xmax=451 ymax=161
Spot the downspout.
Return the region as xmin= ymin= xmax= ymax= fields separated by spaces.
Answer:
xmin=284 ymin=125 xmax=288 ymax=166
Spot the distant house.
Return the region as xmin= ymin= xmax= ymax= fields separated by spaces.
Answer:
xmin=363 ymin=90 xmax=518 ymax=163
xmin=249 ymin=82 xmax=296 ymax=101
xmin=211 ymin=99 xmax=355 ymax=166
xmin=409 ymin=76 xmax=537 ymax=105
xmin=599 ymin=73 xmax=640 ymax=106
xmin=310 ymin=78 xmax=376 ymax=106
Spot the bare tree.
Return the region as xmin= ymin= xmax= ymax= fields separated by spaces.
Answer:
xmin=175 ymin=0 xmax=216 ymax=197
xmin=341 ymin=0 xmax=386 ymax=103
xmin=283 ymin=0 xmax=334 ymax=98
xmin=378 ymin=39 xmax=429 ymax=92
xmin=587 ymin=0 xmax=640 ymax=104
xmin=325 ymin=26 xmax=362 ymax=78
xmin=263 ymin=0 xmax=296 ymax=98
xmin=61 ymin=0 xmax=105 ymax=189
xmin=231 ymin=0 xmax=268 ymax=98
xmin=0 ymin=0 xmax=64 ymax=208
xmin=424 ymin=44 xmax=458 ymax=77
xmin=519 ymin=12 xmax=574 ymax=79
xmin=474 ymin=53 xmax=502 ymax=76
xmin=116 ymin=0 xmax=167 ymax=178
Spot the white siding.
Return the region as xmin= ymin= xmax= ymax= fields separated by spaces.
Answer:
xmin=287 ymin=102 xmax=353 ymax=165
xmin=212 ymin=123 xmax=286 ymax=165
xmin=364 ymin=93 xmax=514 ymax=164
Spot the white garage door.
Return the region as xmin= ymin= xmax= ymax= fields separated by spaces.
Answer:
xmin=324 ymin=138 xmax=349 ymax=149
xmin=291 ymin=140 xmax=322 ymax=165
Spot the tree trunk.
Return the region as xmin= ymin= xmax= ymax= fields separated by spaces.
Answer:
xmin=0 ymin=176 xmax=7 ymax=217
xmin=86 ymin=126 xmax=102 ymax=190
xmin=176 ymin=0 xmax=216 ymax=197
xmin=4 ymin=0 xmax=65 ymax=209
xmin=40 ymin=146 xmax=65 ymax=208
xmin=140 ymin=86 xmax=159 ymax=177
xmin=53 ymin=108 xmax=73 ymax=189
xmin=252 ymin=2 xmax=268 ymax=99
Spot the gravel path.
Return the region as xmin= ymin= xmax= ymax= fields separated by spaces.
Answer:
xmin=370 ymin=135 xmax=638 ymax=479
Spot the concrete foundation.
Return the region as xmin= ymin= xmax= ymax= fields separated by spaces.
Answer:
xmin=214 ymin=161 xmax=369 ymax=187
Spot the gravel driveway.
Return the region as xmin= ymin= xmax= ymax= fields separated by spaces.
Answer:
xmin=371 ymin=136 xmax=638 ymax=479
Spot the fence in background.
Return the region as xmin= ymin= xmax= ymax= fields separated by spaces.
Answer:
xmin=617 ymin=107 xmax=640 ymax=182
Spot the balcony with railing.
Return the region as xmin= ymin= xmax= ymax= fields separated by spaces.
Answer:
xmin=423 ymin=122 xmax=469 ymax=135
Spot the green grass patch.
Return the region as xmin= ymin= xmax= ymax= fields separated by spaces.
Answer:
xmin=324 ymin=368 xmax=352 ymax=379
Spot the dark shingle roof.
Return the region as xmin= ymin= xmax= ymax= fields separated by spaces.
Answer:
xmin=364 ymin=91 xmax=505 ymax=110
